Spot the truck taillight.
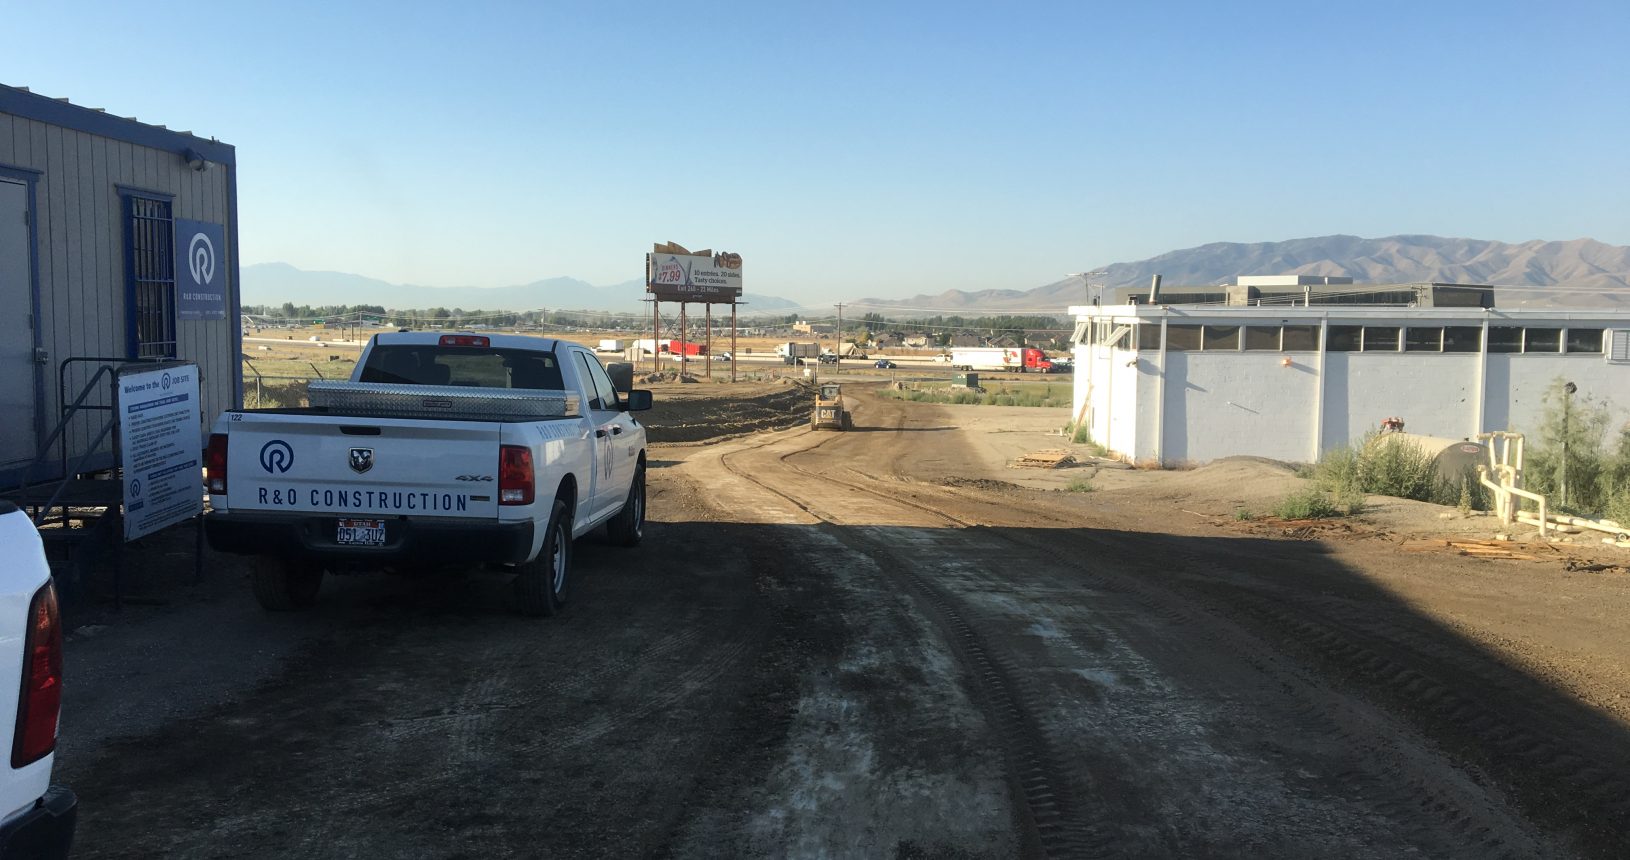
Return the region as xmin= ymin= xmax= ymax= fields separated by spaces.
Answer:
xmin=12 ymin=582 xmax=62 ymax=768
xmin=205 ymin=433 xmax=229 ymax=494
xmin=440 ymin=335 xmax=490 ymax=348
xmin=499 ymin=446 xmax=534 ymax=505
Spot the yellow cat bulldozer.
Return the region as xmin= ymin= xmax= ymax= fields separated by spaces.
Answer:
xmin=811 ymin=382 xmax=852 ymax=431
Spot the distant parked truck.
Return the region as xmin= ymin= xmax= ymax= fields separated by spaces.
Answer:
xmin=596 ymin=339 xmax=627 ymax=353
xmin=949 ymin=347 xmax=1053 ymax=373
xmin=776 ymin=342 xmax=820 ymax=359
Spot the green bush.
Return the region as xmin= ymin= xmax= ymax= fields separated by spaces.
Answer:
xmin=1519 ymin=378 xmax=1630 ymax=518
xmin=1065 ymin=477 xmax=1094 ymax=493
xmin=1312 ymin=432 xmax=1474 ymax=511
xmin=1272 ymin=488 xmax=1342 ymax=519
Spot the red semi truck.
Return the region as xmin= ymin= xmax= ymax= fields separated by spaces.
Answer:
xmin=947 ymin=347 xmax=1054 ymax=373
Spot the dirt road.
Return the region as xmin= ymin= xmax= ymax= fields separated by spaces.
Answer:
xmin=58 ymin=390 xmax=1630 ymax=857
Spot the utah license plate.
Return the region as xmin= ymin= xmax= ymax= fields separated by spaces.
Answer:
xmin=336 ymin=518 xmax=386 ymax=546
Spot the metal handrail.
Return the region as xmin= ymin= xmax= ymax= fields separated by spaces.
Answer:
xmin=15 ymin=357 xmax=159 ymax=525
xmin=30 ymin=415 xmax=118 ymax=527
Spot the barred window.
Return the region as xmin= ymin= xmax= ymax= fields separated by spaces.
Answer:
xmin=125 ymin=195 xmax=176 ymax=358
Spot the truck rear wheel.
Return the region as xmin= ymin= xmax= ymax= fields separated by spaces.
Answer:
xmin=514 ymin=499 xmax=572 ymax=617
xmin=606 ymin=465 xmax=645 ymax=547
xmin=251 ymin=557 xmax=323 ymax=611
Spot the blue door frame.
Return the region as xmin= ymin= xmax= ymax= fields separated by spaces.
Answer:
xmin=0 ymin=164 xmax=45 ymax=488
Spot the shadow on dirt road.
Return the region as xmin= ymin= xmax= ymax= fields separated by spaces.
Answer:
xmin=54 ymin=511 xmax=1630 ymax=858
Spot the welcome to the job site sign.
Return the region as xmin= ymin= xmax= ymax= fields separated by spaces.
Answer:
xmin=118 ymin=363 xmax=203 ymax=541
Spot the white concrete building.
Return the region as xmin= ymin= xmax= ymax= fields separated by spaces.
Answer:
xmin=1069 ymin=304 xmax=1630 ymax=465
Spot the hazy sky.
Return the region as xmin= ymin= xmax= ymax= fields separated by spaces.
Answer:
xmin=5 ymin=0 xmax=1627 ymax=301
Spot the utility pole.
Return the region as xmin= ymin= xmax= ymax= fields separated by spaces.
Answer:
xmin=835 ymin=302 xmax=844 ymax=356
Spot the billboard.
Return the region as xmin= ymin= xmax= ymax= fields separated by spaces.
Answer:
xmin=646 ymin=247 xmax=743 ymax=302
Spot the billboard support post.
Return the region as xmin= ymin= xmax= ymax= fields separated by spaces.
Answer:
xmin=731 ymin=303 xmax=738 ymax=384
xmin=705 ymin=304 xmax=713 ymax=380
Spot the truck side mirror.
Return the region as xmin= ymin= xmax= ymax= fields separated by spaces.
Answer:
xmin=621 ymin=390 xmax=653 ymax=412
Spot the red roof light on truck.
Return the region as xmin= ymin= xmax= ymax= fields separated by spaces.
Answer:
xmin=439 ymin=335 xmax=491 ymax=348
xmin=499 ymin=445 xmax=535 ymax=505
xmin=12 ymin=582 xmax=62 ymax=768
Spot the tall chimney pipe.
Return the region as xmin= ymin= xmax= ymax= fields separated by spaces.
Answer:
xmin=1148 ymin=274 xmax=1163 ymax=304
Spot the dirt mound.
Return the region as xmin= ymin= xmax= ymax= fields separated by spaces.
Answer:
xmin=1128 ymin=456 xmax=1304 ymax=507
xmin=940 ymin=476 xmax=1025 ymax=493
xmin=640 ymin=371 xmax=702 ymax=384
xmin=643 ymin=383 xmax=810 ymax=444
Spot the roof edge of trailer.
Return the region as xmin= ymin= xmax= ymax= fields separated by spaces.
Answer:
xmin=0 ymin=84 xmax=235 ymax=167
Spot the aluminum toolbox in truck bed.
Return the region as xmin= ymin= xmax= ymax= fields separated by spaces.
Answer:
xmin=305 ymin=381 xmax=580 ymax=420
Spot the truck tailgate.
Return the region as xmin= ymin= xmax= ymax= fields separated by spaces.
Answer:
xmin=226 ymin=414 xmax=501 ymax=518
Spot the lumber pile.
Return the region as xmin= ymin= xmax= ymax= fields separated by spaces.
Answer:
xmin=1401 ymin=538 xmax=1541 ymax=561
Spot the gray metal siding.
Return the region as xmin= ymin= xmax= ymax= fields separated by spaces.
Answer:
xmin=0 ymin=113 xmax=237 ymax=475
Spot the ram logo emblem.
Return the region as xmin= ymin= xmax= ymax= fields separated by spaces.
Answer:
xmin=348 ymin=447 xmax=375 ymax=474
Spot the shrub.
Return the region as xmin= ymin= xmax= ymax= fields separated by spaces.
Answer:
xmin=1273 ymin=488 xmax=1342 ymax=519
xmin=1065 ymin=477 xmax=1094 ymax=493
xmin=1519 ymin=378 xmax=1628 ymax=517
xmin=1312 ymin=433 xmax=1467 ymax=511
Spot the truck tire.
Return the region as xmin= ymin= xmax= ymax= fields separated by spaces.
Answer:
xmin=514 ymin=499 xmax=572 ymax=617
xmin=251 ymin=557 xmax=323 ymax=611
xmin=606 ymin=465 xmax=645 ymax=547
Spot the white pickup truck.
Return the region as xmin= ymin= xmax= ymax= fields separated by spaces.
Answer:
xmin=205 ymin=332 xmax=651 ymax=617
xmin=0 ymin=502 xmax=76 ymax=857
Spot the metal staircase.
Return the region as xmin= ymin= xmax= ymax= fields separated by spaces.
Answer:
xmin=2 ymin=357 xmax=160 ymax=602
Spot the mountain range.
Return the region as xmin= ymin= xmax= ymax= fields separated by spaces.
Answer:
xmin=855 ymin=235 xmax=1630 ymax=313
xmin=244 ymin=235 xmax=1630 ymax=317
xmin=240 ymin=263 xmax=800 ymax=314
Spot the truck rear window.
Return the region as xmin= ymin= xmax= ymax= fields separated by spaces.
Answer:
xmin=358 ymin=346 xmax=565 ymax=390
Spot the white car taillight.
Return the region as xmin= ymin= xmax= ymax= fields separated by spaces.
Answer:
xmin=205 ymin=433 xmax=228 ymax=494
xmin=12 ymin=582 xmax=62 ymax=768
xmin=499 ymin=446 xmax=534 ymax=505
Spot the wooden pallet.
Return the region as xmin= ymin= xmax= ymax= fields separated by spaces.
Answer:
xmin=1011 ymin=449 xmax=1077 ymax=469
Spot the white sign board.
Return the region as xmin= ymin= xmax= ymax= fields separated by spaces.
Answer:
xmin=118 ymin=364 xmax=203 ymax=541
xmin=646 ymin=252 xmax=743 ymax=301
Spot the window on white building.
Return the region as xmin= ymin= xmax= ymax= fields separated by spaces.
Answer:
xmin=1282 ymin=326 xmax=1319 ymax=351
xmin=1166 ymin=325 xmax=1201 ymax=351
xmin=1244 ymin=326 xmax=1280 ymax=350
xmin=1202 ymin=325 xmax=1240 ymax=350
xmin=1565 ymin=329 xmax=1603 ymax=354
xmin=1362 ymin=327 xmax=1400 ymax=351
xmin=1524 ymin=328 xmax=1561 ymax=353
xmin=1488 ymin=327 xmax=1523 ymax=352
xmin=1404 ymin=327 xmax=1443 ymax=351
xmin=1443 ymin=327 xmax=1481 ymax=352
xmin=1328 ymin=326 xmax=1362 ymax=351
xmin=1138 ymin=324 xmax=1162 ymax=350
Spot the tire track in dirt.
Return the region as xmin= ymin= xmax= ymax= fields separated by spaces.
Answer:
xmin=758 ymin=416 xmax=1562 ymax=856
xmin=717 ymin=439 xmax=1106 ymax=858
